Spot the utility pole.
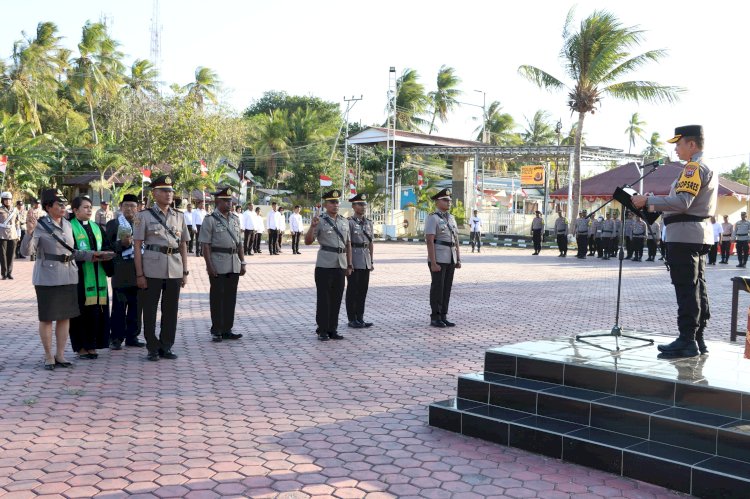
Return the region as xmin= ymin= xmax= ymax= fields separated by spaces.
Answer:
xmin=385 ymin=67 xmax=398 ymax=237
xmin=342 ymin=95 xmax=363 ymax=196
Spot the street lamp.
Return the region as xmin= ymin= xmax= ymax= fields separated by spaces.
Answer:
xmin=474 ymin=90 xmax=487 ymax=144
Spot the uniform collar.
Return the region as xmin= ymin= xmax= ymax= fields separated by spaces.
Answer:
xmin=152 ymin=204 xmax=173 ymax=217
xmin=691 ymin=151 xmax=703 ymax=162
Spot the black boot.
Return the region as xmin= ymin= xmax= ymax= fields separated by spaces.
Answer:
xmin=657 ymin=334 xmax=699 ymax=358
xmin=695 ymin=327 xmax=708 ymax=355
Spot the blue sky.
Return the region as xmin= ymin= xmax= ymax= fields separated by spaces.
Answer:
xmin=4 ymin=0 xmax=750 ymax=173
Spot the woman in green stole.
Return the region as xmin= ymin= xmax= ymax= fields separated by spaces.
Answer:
xmin=69 ymin=197 xmax=111 ymax=359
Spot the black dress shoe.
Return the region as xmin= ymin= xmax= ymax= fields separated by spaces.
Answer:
xmin=360 ymin=321 xmax=373 ymax=328
xmin=54 ymin=357 xmax=73 ymax=368
xmin=125 ymin=340 xmax=146 ymax=347
xmin=222 ymin=332 xmax=242 ymax=340
xmin=657 ymin=338 xmax=699 ymax=358
xmin=44 ymin=361 xmax=55 ymax=371
xmin=6 ymin=275 xmax=12 ymax=280
xmin=212 ymin=334 xmax=223 ymax=342
xmin=110 ymin=340 xmax=123 ymax=351
xmin=442 ymin=319 xmax=456 ymax=327
xmin=317 ymin=333 xmax=329 ymax=341
xmin=147 ymin=351 xmax=160 ymax=361
xmin=347 ymin=321 xmax=364 ymax=328
xmin=328 ymin=332 xmax=345 ymax=340
xmin=430 ymin=320 xmax=447 ymax=328
xmin=159 ymin=349 xmax=178 ymax=359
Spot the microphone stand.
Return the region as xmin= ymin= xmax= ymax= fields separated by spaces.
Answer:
xmin=576 ymin=162 xmax=662 ymax=352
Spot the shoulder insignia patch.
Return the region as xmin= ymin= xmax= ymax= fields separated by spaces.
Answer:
xmin=675 ymin=162 xmax=702 ymax=196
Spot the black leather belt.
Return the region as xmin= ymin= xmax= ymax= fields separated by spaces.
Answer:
xmin=663 ymin=214 xmax=709 ymax=226
xmin=352 ymin=242 xmax=369 ymax=248
xmin=435 ymin=240 xmax=454 ymax=247
xmin=44 ymin=253 xmax=73 ymax=263
xmin=211 ymin=246 xmax=238 ymax=254
xmin=145 ymin=244 xmax=178 ymax=255
xmin=321 ymin=245 xmax=345 ymax=253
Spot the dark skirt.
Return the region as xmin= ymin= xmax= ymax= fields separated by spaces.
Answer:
xmin=35 ymin=284 xmax=81 ymax=322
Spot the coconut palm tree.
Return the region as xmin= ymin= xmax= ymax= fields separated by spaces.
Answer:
xmin=395 ymin=69 xmax=429 ymax=132
xmin=522 ymin=110 xmax=556 ymax=146
xmin=642 ymin=132 xmax=666 ymax=161
xmin=518 ymin=8 xmax=682 ymax=218
xmin=0 ymin=112 xmax=60 ymax=193
xmin=183 ymin=66 xmax=220 ymax=111
xmin=69 ymin=21 xmax=125 ymax=144
xmin=625 ymin=112 xmax=647 ymax=153
xmin=475 ymin=101 xmax=521 ymax=146
xmin=428 ymin=65 xmax=462 ymax=134
xmin=124 ymin=59 xmax=159 ymax=100
xmin=250 ymin=109 xmax=290 ymax=182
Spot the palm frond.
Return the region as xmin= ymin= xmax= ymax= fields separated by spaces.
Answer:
xmin=604 ymin=81 xmax=684 ymax=104
xmin=600 ymin=50 xmax=669 ymax=84
xmin=517 ymin=65 xmax=565 ymax=91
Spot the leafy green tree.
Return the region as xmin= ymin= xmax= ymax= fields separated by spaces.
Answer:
xmin=428 ymin=65 xmax=461 ymax=134
xmin=519 ymin=8 xmax=682 ymax=218
xmin=725 ymin=162 xmax=749 ymax=186
xmin=0 ymin=112 xmax=60 ymax=193
xmin=244 ymin=91 xmax=340 ymax=123
xmin=475 ymin=101 xmax=521 ymax=146
xmin=642 ymin=131 xmax=666 ymax=160
xmin=625 ymin=112 xmax=647 ymax=153
xmin=123 ymin=59 xmax=159 ymax=100
xmin=249 ymin=109 xmax=290 ymax=182
xmin=521 ymin=110 xmax=556 ymax=146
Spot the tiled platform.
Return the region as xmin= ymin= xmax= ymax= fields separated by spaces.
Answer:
xmin=430 ymin=333 xmax=750 ymax=498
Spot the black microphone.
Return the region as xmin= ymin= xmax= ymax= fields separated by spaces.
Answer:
xmin=639 ymin=157 xmax=668 ymax=169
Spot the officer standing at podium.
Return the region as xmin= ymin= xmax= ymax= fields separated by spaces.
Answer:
xmin=425 ymin=188 xmax=461 ymax=327
xmin=633 ymin=125 xmax=717 ymax=358
xmin=199 ymin=186 xmax=246 ymax=342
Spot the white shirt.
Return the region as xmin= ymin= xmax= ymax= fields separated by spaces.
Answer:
xmin=253 ymin=212 xmax=264 ymax=232
xmin=713 ymin=222 xmax=722 ymax=243
xmin=276 ymin=211 xmax=286 ymax=233
xmin=267 ymin=209 xmax=278 ymax=230
xmin=242 ymin=210 xmax=255 ymax=230
xmin=194 ymin=208 xmax=206 ymax=225
xmin=289 ymin=213 xmax=303 ymax=232
xmin=469 ymin=216 xmax=482 ymax=232
xmin=184 ymin=210 xmax=194 ymax=227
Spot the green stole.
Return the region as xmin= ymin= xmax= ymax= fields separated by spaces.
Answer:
xmin=70 ymin=218 xmax=108 ymax=306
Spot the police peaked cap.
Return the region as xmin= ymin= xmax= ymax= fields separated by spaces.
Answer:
xmin=667 ymin=125 xmax=703 ymax=144
xmin=150 ymin=175 xmax=174 ymax=190
xmin=431 ymin=188 xmax=451 ymax=201
xmin=41 ymin=189 xmax=67 ymax=205
xmin=322 ymin=190 xmax=341 ymax=201
xmin=349 ymin=193 xmax=367 ymax=204
xmin=212 ymin=186 xmax=235 ymax=199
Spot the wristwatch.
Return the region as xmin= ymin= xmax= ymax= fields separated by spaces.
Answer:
xmin=183 ymin=270 xmax=190 ymax=276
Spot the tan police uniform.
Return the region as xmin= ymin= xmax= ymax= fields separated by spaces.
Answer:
xmin=345 ymin=193 xmax=374 ymax=328
xmin=312 ymin=190 xmax=351 ymax=340
xmin=198 ymin=188 xmax=244 ymax=341
xmin=133 ymin=176 xmax=190 ymax=357
xmin=425 ymin=188 xmax=459 ymax=325
xmin=0 ymin=199 xmax=19 ymax=278
xmin=95 ymin=207 xmax=113 ymax=226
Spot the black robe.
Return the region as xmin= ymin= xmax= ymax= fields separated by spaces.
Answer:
xmin=69 ymin=221 xmax=110 ymax=352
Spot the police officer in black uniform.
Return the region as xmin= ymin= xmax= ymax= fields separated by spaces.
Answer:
xmin=633 ymin=125 xmax=717 ymax=358
xmin=346 ymin=193 xmax=374 ymax=328
xmin=199 ymin=186 xmax=246 ymax=342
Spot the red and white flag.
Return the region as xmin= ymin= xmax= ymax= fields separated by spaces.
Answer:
xmin=348 ymin=169 xmax=357 ymax=196
xmin=0 ymin=155 xmax=7 ymax=174
xmin=320 ymin=174 xmax=332 ymax=187
xmin=417 ymin=170 xmax=424 ymax=190
xmin=199 ymin=160 xmax=208 ymax=178
xmin=141 ymin=167 xmax=152 ymax=183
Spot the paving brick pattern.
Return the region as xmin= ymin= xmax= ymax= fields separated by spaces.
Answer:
xmin=1 ymin=242 xmax=741 ymax=498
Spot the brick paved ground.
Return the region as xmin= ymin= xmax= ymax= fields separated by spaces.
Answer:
xmin=1 ymin=242 xmax=743 ymax=498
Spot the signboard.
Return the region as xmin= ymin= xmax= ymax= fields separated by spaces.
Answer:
xmin=520 ymin=165 xmax=545 ymax=187
xmin=400 ymin=186 xmax=417 ymax=209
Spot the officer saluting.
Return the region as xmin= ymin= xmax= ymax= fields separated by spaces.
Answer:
xmin=346 ymin=193 xmax=374 ymax=329
xmin=633 ymin=125 xmax=717 ymax=358
xmin=199 ymin=186 xmax=246 ymax=342
xmin=133 ymin=175 xmax=191 ymax=361
xmin=425 ymin=188 xmax=461 ymax=327
xmin=305 ymin=189 xmax=352 ymax=341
